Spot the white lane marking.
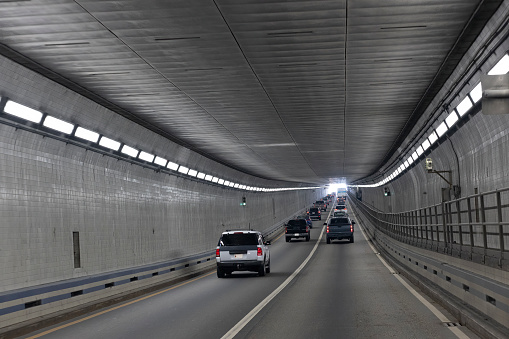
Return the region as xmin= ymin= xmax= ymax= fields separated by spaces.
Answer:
xmin=221 ymin=226 xmax=326 ymax=339
xmin=353 ymin=210 xmax=470 ymax=339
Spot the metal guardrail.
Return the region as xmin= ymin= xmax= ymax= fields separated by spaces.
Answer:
xmin=349 ymin=189 xmax=509 ymax=271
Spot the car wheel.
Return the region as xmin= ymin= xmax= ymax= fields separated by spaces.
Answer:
xmin=350 ymin=236 xmax=354 ymax=243
xmin=258 ymin=263 xmax=266 ymax=277
xmin=306 ymin=235 xmax=310 ymax=242
xmin=326 ymin=238 xmax=331 ymax=244
xmin=217 ymin=268 xmax=225 ymax=278
xmin=266 ymin=259 xmax=271 ymax=273
xmin=286 ymin=238 xmax=290 ymax=242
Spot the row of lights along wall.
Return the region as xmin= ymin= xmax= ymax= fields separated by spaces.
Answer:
xmin=355 ymin=53 xmax=509 ymax=189
xmin=0 ymin=97 xmax=319 ymax=193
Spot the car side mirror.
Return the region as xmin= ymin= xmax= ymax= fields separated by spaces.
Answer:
xmin=323 ymin=222 xmax=327 ymax=226
xmin=352 ymin=221 xmax=356 ymax=224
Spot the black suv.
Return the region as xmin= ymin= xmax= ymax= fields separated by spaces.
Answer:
xmin=285 ymin=218 xmax=311 ymax=242
xmin=308 ymin=207 xmax=321 ymax=220
xmin=325 ymin=217 xmax=355 ymax=244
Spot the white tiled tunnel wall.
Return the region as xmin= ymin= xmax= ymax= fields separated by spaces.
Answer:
xmin=0 ymin=54 xmax=325 ymax=293
xmin=0 ymin=122 xmax=323 ymax=293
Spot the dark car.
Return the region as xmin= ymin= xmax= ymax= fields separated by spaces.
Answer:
xmin=308 ymin=207 xmax=321 ymax=220
xmin=325 ymin=217 xmax=355 ymax=244
xmin=315 ymin=200 xmax=327 ymax=211
xmin=285 ymin=218 xmax=310 ymax=242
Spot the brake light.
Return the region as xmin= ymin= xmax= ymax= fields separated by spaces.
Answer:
xmin=257 ymin=247 xmax=263 ymax=256
xmin=350 ymin=225 xmax=353 ymax=233
xmin=326 ymin=225 xmax=329 ymax=233
xmin=306 ymin=226 xmax=309 ymax=233
xmin=285 ymin=226 xmax=288 ymax=233
xmin=216 ymin=248 xmax=220 ymax=257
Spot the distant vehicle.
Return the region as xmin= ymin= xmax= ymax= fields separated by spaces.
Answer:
xmin=333 ymin=210 xmax=348 ymax=218
xmin=315 ymin=200 xmax=327 ymax=211
xmin=285 ymin=218 xmax=310 ymax=242
xmin=308 ymin=207 xmax=321 ymax=220
xmin=325 ymin=217 xmax=355 ymax=244
xmin=216 ymin=230 xmax=271 ymax=277
xmin=334 ymin=204 xmax=347 ymax=214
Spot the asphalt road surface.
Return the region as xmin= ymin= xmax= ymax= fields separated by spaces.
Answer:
xmin=22 ymin=209 xmax=478 ymax=339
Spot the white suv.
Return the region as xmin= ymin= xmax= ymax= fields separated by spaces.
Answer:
xmin=216 ymin=230 xmax=271 ymax=278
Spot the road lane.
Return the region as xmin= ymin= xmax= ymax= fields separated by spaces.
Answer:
xmin=21 ymin=206 xmax=477 ymax=339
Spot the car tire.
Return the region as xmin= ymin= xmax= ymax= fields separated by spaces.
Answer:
xmin=326 ymin=238 xmax=331 ymax=244
xmin=286 ymin=238 xmax=290 ymax=242
xmin=217 ymin=268 xmax=225 ymax=278
xmin=258 ymin=263 xmax=266 ymax=276
xmin=350 ymin=236 xmax=354 ymax=243
xmin=266 ymin=259 xmax=271 ymax=273
xmin=306 ymin=235 xmax=310 ymax=242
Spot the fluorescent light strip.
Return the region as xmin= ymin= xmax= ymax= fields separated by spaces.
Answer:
xmin=456 ymin=96 xmax=473 ymax=116
xmin=188 ymin=169 xmax=198 ymax=177
xmin=121 ymin=145 xmax=138 ymax=157
xmin=212 ymin=177 xmax=219 ymax=183
xmin=75 ymin=127 xmax=99 ymax=143
xmin=99 ymin=136 xmax=121 ymax=151
xmin=154 ymin=156 xmax=167 ymax=167
xmin=167 ymin=161 xmax=179 ymax=171
xmin=428 ymin=131 xmax=438 ymax=145
xmin=416 ymin=145 xmax=424 ymax=156
xmin=445 ymin=111 xmax=459 ymax=128
xmin=138 ymin=151 xmax=155 ymax=162
xmin=470 ymin=83 xmax=482 ymax=103
xmin=411 ymin=151 xmax=418 ymax=161
xmin=197 ymin=172 xmax=206 ymax=179
xmin=487 ymin=54 xmax=509 ymax=75
xmin=43 ymin=116 xmax=74 ymax=134
xmin=4 ymin=100 xmax=43 ymax=123
xmin=178 ymin=166 xmax=189 ymax=174
xmin=205 ymin=175 xmax=213 ymax=181
xmin=421 ymin=138 xmax=431 ymax=151
xmin=218 ymin=179 xmax=224 ymax=185
xmin=435 ymin=121 xmax=448 ymax=137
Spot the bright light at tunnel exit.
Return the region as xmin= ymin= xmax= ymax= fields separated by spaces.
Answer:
xmin=327 ymin=183 xmax=347 ymax=194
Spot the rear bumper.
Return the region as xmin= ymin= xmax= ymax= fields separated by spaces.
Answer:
xmin=217 ymin=260 xmax=263 ymax=272
xmin=286 ymin=232 xmax=310 ymax=240
xmin=326 ymin=233 xmax=353 ymax=240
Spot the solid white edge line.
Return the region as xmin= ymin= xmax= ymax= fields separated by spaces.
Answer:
xmin=221 ymin=224 xmax=326 ymax=339
xmin=352 ymin=209 xmax=470 ymax=339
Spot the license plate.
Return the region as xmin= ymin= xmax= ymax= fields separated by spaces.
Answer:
xmin=234 ymin=254 xmax=244 ymax=259
xmin=294 ymin=233 xmax=300 ymax=236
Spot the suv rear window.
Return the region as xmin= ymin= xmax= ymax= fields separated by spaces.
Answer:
xmin=309 ymin=208 xmax=319 ymax=212
xmin=220 ymin=233 xmax=258 ymax=246
xmin=288 ymin=219 xmax=307 ymax=227
xmin=329 ymin=217 xmax=350 ymax=225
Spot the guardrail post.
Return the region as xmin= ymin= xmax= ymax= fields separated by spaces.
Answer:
xmin=457 ymin=199 xmax=463 ymax=246
xmin=467 ymin=197 xmax=474 ymax=248
xmin=496 ymin=191 xmax=504 ymax=253
xmin=480 ymin=194 xmax=487 ymax=251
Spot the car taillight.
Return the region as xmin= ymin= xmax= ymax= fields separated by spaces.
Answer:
xmin=257 ymin=247 xmax=262 ymax=256
xmin=285 ymin=227 xmax=288 ymax=233
xmin=216 ymin=248 xmax=220 ymax=257
xmin=306 ymin=226 xmax=309 ymax=233
xmin=350 ymin=225 xmax=353 ymax=233
xmin=326 ymin=226 xmax=329 ymax=233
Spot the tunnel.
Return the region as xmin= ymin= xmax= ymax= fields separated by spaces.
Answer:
xmin=0 ymin=1 xmax=508 ymax=338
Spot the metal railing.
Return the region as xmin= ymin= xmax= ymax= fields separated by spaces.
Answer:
xmin=349 ymin=188 xmax=509 ymax=270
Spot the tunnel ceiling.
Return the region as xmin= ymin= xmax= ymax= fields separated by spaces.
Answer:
xmin=0 ymin=0 xmax=502 ymax=185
